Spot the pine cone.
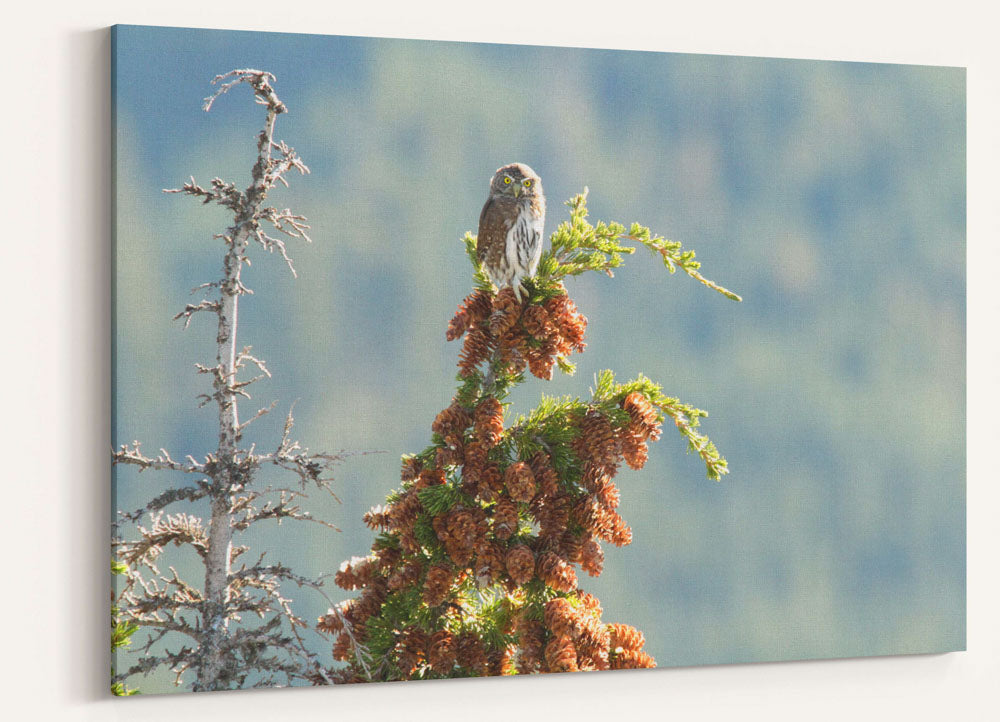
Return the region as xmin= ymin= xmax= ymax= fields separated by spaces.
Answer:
xmin=446 ymin=508 xmax=479 ymax=548
xmin=594 ymin=477 xmax=621 ymax=510
xmin=575 ymin=615 xmax=612 ymax=672
xmin=608 ymin=623 xmax=646 ymax=652
xmin=580 ymin=462 xmax=609 ymax=493
xmin=458 ymin=324 xmax=493 ymax=377
xmin=474 ymin=538 xmax=506 ymax=586
xmin=537 ymin=494 xmax=570 ymax=539
xmin=547 ymin=294 xmax=587 ymax=352
xmin=462 ymin=439 xmax=487 ymax=480
xmin=544 ymin=597 xmax=581 ymax=639
xmin=490 ymin=287 xmax=521 ymax=336
xmin=317 ymin=608 xmax=345 ymax=634
xmin=442 ymin=540 xmax=473 ymax=568
xmin=498 ymin=327 xmax=529 ymax=374
xmin=598 ymin=509 xmax=633 ymax=547
xmin=388 ymin=558 xmax=423 ymax=591
xmin=398 ymin=531 xmax=420 ymax=554
xmin=438 ymin=508 xmax=478 ymax=567
xmin=477 ymin=463 xmax=504 ymax=502
xmin=428 ymin=629 xmax=457 ymax=673
xmin=474 ymin=396 xmax=504 ymax=447
xmin=436 ymin=441 xmax=464 ymax=469
xmin=447 ymin=289 xmax=494 ymax=341
xmin=397 ymin=626 xmax=429 ymax=678
xmin=466 ymin=289 xmax=495 ymax=324
xmin=492 ymin=497 xmax=519 ymax=540
xmin=611 ymin=649 xmax=656 ymax=669
xmin=332 ymin=632 xmax=354 ymax=662
xmin=352 ymin=578 xmax=389 ymax=623
xmin=499 ymin=644 xmax=517 ymax=675
xmin=572 ymin=495 xmax=603 ymax=537
xmin=400 ymin=456 xmax=422 ymax=482
xmin=544 ymin=636 xmax=578 ymax=673
xmin=578 ymin=648 xmax=610 ymax=671
xmin=432 ymin=401 xmax=474 ymax=438
xmin=526 ymin=346 xmax=555 ymax=380
xmin=505 ymin=544 xmax=535 ymax=585
xmin=621 ymin=423 xmax=650 ymax=470
xmin=387 ymin=489 xmax=423 ymax=534
xmin=422 ymin=564 xmax=454 ymax=606
xmin=456 ymin=631 xmax=488 ymax=674
xmin=538 ymin=551 xmax=578 ymax=593
xmin=446 ymin=307 xmax=471 ymax=343
xmin=415 ymin=467 xmax=446 ymax=490
xmin=335 ymin=555 xmax=376 ymax=590
xmin=493 ymin=497 xmax=518 ymax=539
xmin=521 ymin=302 xmax=555 ymax=340
xmin=544 ymin=292 xmax=570 ymax=318
xmin=576 ymin=613 xmax=611 ymax=650
xmin=484 ymin=643 xmax=518 ymax=676
xmin=529 ymin=451 xmax=560 ymax=497
xmin=577 ymin=590 xmax=603 ymax=616
xmin=560 ymin=531 xmax=584 ymax=563
xmin=622 ymin=391 xmax=662 ymax=440
xmin=504 ymin=461 xmax=536 ymax=503
xmin=374 ymin=544 xmax=401 ymax=572
xmin=362 ymin=504 xmax=391 ymax=531
xmin=581 ymin=538 xmax=604 ymax=576
xmin=575 ymin=411 xmax=621 ymax=471
xmin=515 ymin=617 xmax=546 ymax=673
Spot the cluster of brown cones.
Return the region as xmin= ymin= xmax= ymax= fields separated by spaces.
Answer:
xmin=319 ymin=285 xmax=658 ymax=681
xmin=450 ymin=287 xmax=587 ymax=380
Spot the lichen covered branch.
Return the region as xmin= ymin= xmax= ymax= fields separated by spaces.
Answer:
xmin=113 ymin=70 xmax=343 ymax=693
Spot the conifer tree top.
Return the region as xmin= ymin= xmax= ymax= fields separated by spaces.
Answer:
xmin=319 ymin=191 xmax=739 ymax=683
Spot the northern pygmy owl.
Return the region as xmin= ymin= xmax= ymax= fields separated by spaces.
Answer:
xmin=477 ymin=163 xmax=546 ymax=301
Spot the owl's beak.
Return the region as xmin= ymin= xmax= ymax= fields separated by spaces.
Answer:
xmin=513 ymin=186 xmax=521 ymax=198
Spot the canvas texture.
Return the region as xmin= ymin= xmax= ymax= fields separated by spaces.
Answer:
xmin=111 ymin=24 xmax=966 ymax=695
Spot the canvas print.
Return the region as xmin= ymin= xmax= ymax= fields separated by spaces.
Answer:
xmin=111 ymin=25 xmax=966 ymax=695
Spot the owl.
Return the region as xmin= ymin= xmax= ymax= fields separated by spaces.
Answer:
xmin=477 ymin=162 xmax=546 ymax=302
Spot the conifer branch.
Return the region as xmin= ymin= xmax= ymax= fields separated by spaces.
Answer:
xmin=538 ymin=190 xmax=742 ymax=302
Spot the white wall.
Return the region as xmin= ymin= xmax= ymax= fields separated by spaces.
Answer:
xmin=3 ymin=1 xmax=996 ymax=719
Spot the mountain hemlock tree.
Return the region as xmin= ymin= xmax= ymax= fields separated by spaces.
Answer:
xmin=113 ymin=70 xmax=346 ymax=692
xmin=319 ymin=190 xmax=740 ymax=682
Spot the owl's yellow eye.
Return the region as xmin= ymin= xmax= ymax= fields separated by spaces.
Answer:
xmin=503 ymin=177 xmax=511 ymax=184
xmin=523 ymin=179 xmax=532 ymax=187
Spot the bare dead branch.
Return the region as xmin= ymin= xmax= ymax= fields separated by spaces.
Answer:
xmin=113 ymin=442 xmax=205 ymax=474
xmin=237 ymin=400 xmax=278 ymax=434
xmin=116 ymin=481 xmax=212 ymax=526
xmin=173 ymin=299 xmax=221 ymax=329
xmin=113 ymin=68 xmax=347 ymax=693
xmin=118 ymin=512 xmax=210 ymax=566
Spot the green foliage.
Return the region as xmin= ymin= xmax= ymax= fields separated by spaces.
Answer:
xmin=412 ymin=515 xmax=444 ymax=555
xmin=417 ymin=483 xmax=461 ymax=516
xmin=502 ymin=368 xmax=728 ymax=483
xmin=530 ymin=190 xmax=741 ymax=301
xmin=111 ymin=560 xmax=139 ymax=696
xmin=454 ymin=371 xmax=484 ymax=408
xmin=463 ymin=231 xmax=494 ymax=293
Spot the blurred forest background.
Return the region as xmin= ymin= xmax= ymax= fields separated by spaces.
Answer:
xmin=112 ymin=25 xmax=965 ymax=693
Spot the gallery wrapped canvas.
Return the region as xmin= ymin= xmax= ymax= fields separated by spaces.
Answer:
xmin=111 ymin=25 xmax=965 ymax=694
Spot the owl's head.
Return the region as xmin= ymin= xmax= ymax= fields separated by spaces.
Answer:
xmin=490 ymin=162 xmax=543 ymax=199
